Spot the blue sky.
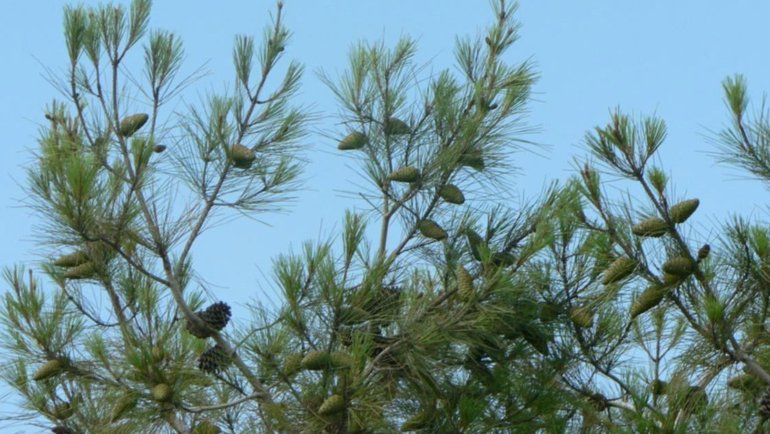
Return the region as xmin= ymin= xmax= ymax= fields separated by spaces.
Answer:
xmin=1 ymin=0 xmax=770 ymax=431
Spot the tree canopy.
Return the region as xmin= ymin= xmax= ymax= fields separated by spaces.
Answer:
xmin=5 ymin=1 xmax=770 ymax=433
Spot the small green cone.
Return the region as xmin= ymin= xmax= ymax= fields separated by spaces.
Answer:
xmin=630 ymin=285 xmax=667 ymax=319
xmin=282 ymin=353 xmax=304 ymax=377
xmin=384 ymin=117 xmax=410 ymax=135
xmin=661 ymin=272 xmax=682 ymax=285
xmin=417 ymin=219 xmax=447 ymax=240
xmin=437 ymin=184 xmax=465 ymax=204
xmin=632 ymin=218 xmax=669 ymax=238
xmin=151 ymin=346 xmax=166 ymax=362
xmin=230 ymin=144 xmax=256 ymax=169
xmin=456 ymin=264 xmax=474 ymax=300
xmin=669 ymin=198 xmax=699 ymax=224
xmin=338 ymin=131 xmax=368 ymax=150
xmin=329 ymin=351 xmax=353 ymax=369
xmin=118 ymin=113 xmax=149 ymax=138
xmin=318 ymin=394 xmax=345 ymax=416
xmin=388 ymin=166 xmax=420 ymax=183
xmin=662 ymin=257 xmax=695 ymax=277
xmin=33 ymin=359 xmax=64 ymax=381
xmin=63 ymin=262 xmax=97 ymax=280
xmin=569 ymin=306 xmax=594 ymax=328
xmin=459 ymin=148 xmax=484 ymax=171
xmin=53 ymin=251 xmax=89 ymax=267
xmin=601 ymin=256 xmax=636 ymax=285
xmin=301 ymin=351 xmax=331 ymax=371
xmin=151 ymin=383 xmax=172 ymax=402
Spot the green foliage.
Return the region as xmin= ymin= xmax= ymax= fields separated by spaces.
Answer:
xmin=10 ymin=0 xmax=770 ymax=433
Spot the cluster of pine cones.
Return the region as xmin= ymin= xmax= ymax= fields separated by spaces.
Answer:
xmin=186 ymin=302 xmax=233 ymax=374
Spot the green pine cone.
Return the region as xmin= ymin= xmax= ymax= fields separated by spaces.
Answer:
xmin=53 ymin=251 xmax=89 ymax=267
xmin=33 ymin=359 xmax=64 ymax=381
xmin=118 ymin=113 xmax=149 ymax=138
xmin=417 ymin=219 xmax=448 ymax=240
xmin=456 ymin=264 xmax=474 ymax=300
xmin=669 ymin=198 xmax=699 ymax=224
xmin=318 ymin=394 xmax=345 ymax=416
xmin=384 ymin=117 xmax=410 ymax=135
xmin=282 ymin=353 xmax=304 ymax=377
xmin=63 ymin=262 xmax=97 ymax=280
xmin=569 ymin=306 xmax=594 ymax=328
xmin=601 ymin=256 xmax=636 ymax=285
xmin=230 ymin=144 xmax=256 ymax=169
xmin=338 ymin=131 xmax=368 ymax=150
xmin=459 ymin=148 xmax=484 ymax=170
xmin=329 ymin=351 xmax=353 ymax=369
xmin=630 ymin=285 xmax=667 ymax=319
xmin=632 ymin=218 xmax=669 ymax=238
xmin=301 ymin=351 xmax=331 ymax=371
xmin=437 ymin=184 xmax=465 ymax=204
xmin=662 ymin=256 xmax=695 ymax=277
xmin=151 ymin=383 xmax=173 ymax=402
xmin=388 ymin=166 xmax=420 ymax=183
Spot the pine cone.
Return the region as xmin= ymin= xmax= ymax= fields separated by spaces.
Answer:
xmin=384 ymin=117 xmax=410 ymax=135
xmin=437 ymin=184 xmax=465 ymax=204
xmin=697 ymin=244 xmax=711 ymax=261
xmin=669 ymin=198 xmax=699 ymax=224
xmin=388 ymin=166 xmax=420 ymax=183
xmin=417 ymin=219 xmax=447 ymax=241
xmin=186 ymin=302 xmax=232 ymax=338
xmin=318 ymin=394 xmax=345 ymax=416
xmin=338 ymin=131 xmax=368 ymax=150
xmin=51 ymin=427 xmax=74 ymax=434
xmin=118 ymin=113 xmax=149 ymax=138
xmin=230 ymin=144 xmax=256 ymax=169
xmin=33 ymin=359 xmax=65 ymax=382
xmin=198 ymin=344 xmax=231 ymax=374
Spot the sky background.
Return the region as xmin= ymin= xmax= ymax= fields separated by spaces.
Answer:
xmin=2 ymin=1 xmax=770 ymax=432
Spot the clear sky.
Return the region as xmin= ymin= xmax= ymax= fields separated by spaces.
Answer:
xmin=2 ymin=1 xmax=770 ymax=431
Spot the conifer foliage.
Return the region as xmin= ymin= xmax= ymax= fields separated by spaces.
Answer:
xmin=7 ymin=0 xmax=770 ymax=433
